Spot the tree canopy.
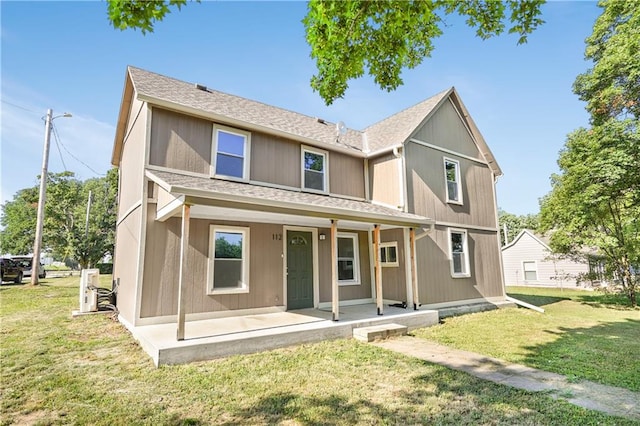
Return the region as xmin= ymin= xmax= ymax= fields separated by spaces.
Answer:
xmin=0 ymin=170 xmax=118 ymax=269
xmin=497 ymin=209 xmax=539 ymax=247
xmin=540 ymin=0 xmax=639 ymax=306
xmin=106 ymin=0 xmax=545 ymax=105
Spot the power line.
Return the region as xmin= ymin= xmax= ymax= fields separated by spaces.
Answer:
xmin=1 ymin=99 xmax=40 ymax=114
xmin=51 ymin=124 xmax=69 ymax=172
xmin=51 ymin=122 xmax=104 ymax=177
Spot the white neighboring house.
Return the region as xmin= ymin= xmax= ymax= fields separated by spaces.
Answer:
xmin=501 ymin=229 xmax=590 ymax=288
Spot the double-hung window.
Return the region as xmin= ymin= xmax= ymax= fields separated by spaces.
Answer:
xmin=302 ymin=146 xmax=328 ymax=192
xmin=337 ymin=232 xmax=360 ymax=285
xmin=208 ymin=225 xmax=250 ymax=294
xmin=212 ymin=125 xmax=250 ymax=180
xmin=523 ymin=261 xmax=538 ymax=281
xmin=449 ymin=229 xmax=470 ymax=277
xmin=380 ymin=242 xmax=399 ymax=267
xmin=444 ymin=158 xmax=462 ymax=204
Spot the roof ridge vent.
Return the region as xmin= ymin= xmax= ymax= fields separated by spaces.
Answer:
xmin=316 ymin=117 xmax=326 ymax=124
xmin=195 ymin=83 xmax=209 ymax=92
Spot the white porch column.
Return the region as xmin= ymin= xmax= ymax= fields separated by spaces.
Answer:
xmin=331 ymin=219 xmax=339 ymax=321
xmin=410 ymin=228 xmax=420 ymax=310
xmin=374 ymin=224 xmax=383 ymax=315
xmin=176 ymin=203 xmax=190 ymax=341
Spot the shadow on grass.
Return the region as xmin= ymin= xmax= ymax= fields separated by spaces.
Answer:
xmin=506 ymin=292 xmax=569 ymax=307
xmin=522 ymin=318 xmax=640 ymax=391
xmin=576 ymin=291 xmax=639 ymax=310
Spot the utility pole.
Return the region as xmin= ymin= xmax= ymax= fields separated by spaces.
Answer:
xmin=31 ymin=109 xmax=71 ymax=285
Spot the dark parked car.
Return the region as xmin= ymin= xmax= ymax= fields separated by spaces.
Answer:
xmin=12 ymin=256 xmax=46 ymax=279
xmin=0 ymin=257 xmax=23 ymax=284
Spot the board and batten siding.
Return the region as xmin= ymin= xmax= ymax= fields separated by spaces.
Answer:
xmin=411 ymin=98 xmax=483 ymax=160
xmin=405 ymin=142 xmax=496 ymax=228
xmin=140 ymin=214 xmax=284 ymax=319
xmin=417 ymin=226 xmax=504 ymax=305
xmin=149 ymin=108 xmax=212 ymax=175
xmin=502 ymin=232 xmax=589 ymax=287
xmin=118 ymin=97 xmax=147 ymax=217
xmin=380 ymin=228 xmax=407 ymax=302
xmin=318 ymin=229 xmax=372 ymax=303
xmin=369 ymin=153 xmax=402 ymax=208
xmin=113 ymin=207 xmax=142 ymax=325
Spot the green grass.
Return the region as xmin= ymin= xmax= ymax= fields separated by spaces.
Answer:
xmin=413 ymin=286 xmax=640 ymax=392
xmin=1 ymin=279 xmax=637 ymax=425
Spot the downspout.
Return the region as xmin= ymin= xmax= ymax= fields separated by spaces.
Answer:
xmin=392 ymin=145 xmax=406 ymax=211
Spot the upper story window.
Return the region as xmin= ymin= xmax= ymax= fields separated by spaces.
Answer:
xmin=444 ymin=158 xmax=463 ymax=204
xmin=449 ymin=228 xmax=470 ymax=278
xmin=337 ymin=232 xmax=360 ymax=285
xmin=380 ymin=242 xmax=399 ymax=267
xmin=302 ymin=146 xmax=328 ymax=192
xmin=212 ymin=125 xmax=250 ymax=180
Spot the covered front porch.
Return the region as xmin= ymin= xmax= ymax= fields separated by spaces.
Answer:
xmin=127 ymin=303 xmax=439 ymax=366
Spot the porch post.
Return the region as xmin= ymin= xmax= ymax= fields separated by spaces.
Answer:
xmin=374 ymin=224 xmax=383 ymax=315
xmin=410 ymin=228 xmax=420 ymax=310
xmin=176 ymin=203 xmax=190 ymax=341
xmin=331 ymin=219 xmax=339 ymax=321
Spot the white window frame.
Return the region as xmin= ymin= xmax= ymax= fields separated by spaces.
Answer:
xmin=337 ymin=232 xmax=360 ymax=286
xmin=522 ymin=261 xmax=538 ymax=281
xmin=211 ymin=124 xmax=251 ymax=181
xmin=301 ymin=145 xmax=329 ymax=193
xmin=207 ymin=225 xmax=250 ymax=295
xmin=380 ymin=241 xmax=399 ymax=267
xmin=448 ymin=228 xmax=470 ymax=278
xmin=443 ymin=157 xmax=463 ymax=205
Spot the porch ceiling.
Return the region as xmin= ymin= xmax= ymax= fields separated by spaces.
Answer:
xmin=147 ymin=169 xmax=434 ymax=229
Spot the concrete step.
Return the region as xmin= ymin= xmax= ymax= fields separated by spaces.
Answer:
xmin=353 ymin=323 xmax=408 ymax=342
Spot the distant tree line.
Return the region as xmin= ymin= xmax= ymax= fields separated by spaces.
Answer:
xmin=0 ymin=169 xmax=118 ymax=270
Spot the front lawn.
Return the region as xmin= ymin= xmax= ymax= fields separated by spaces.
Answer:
xmin=413 ymin=286 xmax=640 ymax=391
xmin=1 ymin=278 xmax=636 ymax=425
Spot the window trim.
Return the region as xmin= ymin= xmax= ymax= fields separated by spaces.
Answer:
xmin=210 ymin=124 xmax=251 ymax=181
xmin=207 ymin=225 xmax=250 ymax=295
xmin=443 ymin=157 xmax=463 ymax=205
xmin=448 ymin=228 xmax=470 ymax=278
xmin=301 ymin=145 xmax=329 ymax=193
xmin=522 ymin=260 xmax=538 ymax=281
xmin=337 ymin=232 xmax=360 ymax=286
xmin=380 ymin=241 xmax=399 ymax=268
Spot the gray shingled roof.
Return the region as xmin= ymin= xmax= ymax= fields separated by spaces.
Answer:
xmin=147 ymin=169 xmax=433 ymax=227
xmin=364 ymin=89 xmax=451 ymax=153
xmin=129 ymin=67 xmax=364 ymax=153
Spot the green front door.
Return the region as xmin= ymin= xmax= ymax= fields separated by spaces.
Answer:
xmin=287 ymin=231 xmax=314 ymax=310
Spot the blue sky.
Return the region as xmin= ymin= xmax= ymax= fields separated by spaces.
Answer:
xmin=1 ymin=1 xmax=601 ymax=215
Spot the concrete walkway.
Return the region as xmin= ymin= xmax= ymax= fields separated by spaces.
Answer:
xmin=374 ymin=336 xmax=640 ymax=421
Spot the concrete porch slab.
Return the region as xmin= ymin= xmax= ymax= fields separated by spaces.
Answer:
xmin=125 ymin=304 xmax=439 ymax=366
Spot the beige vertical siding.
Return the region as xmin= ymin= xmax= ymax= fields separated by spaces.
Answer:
xmin=113 ymin=206 xmax=142 ymax=325
xmin=502 ymin=232 xmax=589 ymax=287
xmin=156 ymin=185 xmax=180 ymax=212
xmin=319 ymin=228 xmax=372 ymax=303
xmin=411 ymin=98 xmax=482 ymax=160
xmin=149 ymin=108 xmax=212 ymax=174
xmin=379 ymin=228 xmax=407 ymax=302
xmin=405 ymin=142 xmax=496 ymax=228
xmin=250 ymin=133 xmax=300 ymax=187
xmin=329 ymin=152 xmax=366 ymax=199
xmin=118 ymin=98 xmax=147 ymax=217
xmin=369 ymin=153 xmax=402 ymax=208
xmin=417 ymin=226 xmax=503 ymax=304
xmin=140 ymin=214 xmax=284 ymax=318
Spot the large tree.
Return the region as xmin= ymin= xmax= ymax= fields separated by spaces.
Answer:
xmin=573 ymin=0 xmax=639 ymax=125
xmin=0 ymin=187 xmax=39 ymax=255
xmin=540 ymin=0 xmax=639 ymax=307
xmin=106 ymin=0 xmax=545 ymax=105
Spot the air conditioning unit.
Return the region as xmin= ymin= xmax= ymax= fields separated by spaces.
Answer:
xmin=79 ymin=269 xmax=100 ymax=313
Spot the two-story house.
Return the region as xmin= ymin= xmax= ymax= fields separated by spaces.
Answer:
xmin=111 ymin=67 xmax=507 ymax=362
